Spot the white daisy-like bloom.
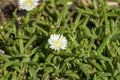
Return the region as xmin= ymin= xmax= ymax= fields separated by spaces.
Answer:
xmin=18 ymin=0 xmax=39 ymax=11
xmin=48 ymin=34 xmax=67 ymax=51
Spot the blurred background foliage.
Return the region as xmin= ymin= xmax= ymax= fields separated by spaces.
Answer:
xmin=0 ymin=0 xmax=120 ymax=80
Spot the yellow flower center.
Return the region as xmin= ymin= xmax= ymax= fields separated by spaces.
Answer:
xmin=54 ymin=40 xmax=61 ymax=47
xmin=25 ymin=0 xmax=32 ymax=6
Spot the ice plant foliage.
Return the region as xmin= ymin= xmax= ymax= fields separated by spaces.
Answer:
xmin=18 ymin=0 xmax=39 ymax=11
xmin=48 ymin=34 xmax=67 ymax=51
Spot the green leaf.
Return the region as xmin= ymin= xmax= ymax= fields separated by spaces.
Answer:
xmin=116 ymin=75 xmax=120 ymax=80
xmin=64 ymin=57 xmax=74 ymax=62
xmin=29 ymin=68 xmax=36 ymax=78
xmin=11 ymin=72 xmax=17 ymax=80
xmin=80 ymin=64 xmax=90 ymax=80
xmin=2 ymin=60 xmax=19 ymax=68
xmin=68 ymin=34 xmax=79 ymax=47
xmin=25 ymin=35 xmax=37 ymax=50
xmin=65 ymin=70 xmax=79 ymax=79
xmin=56 ymin=4 xmax=68 ymax=27
xmin=32 ymin=53 xmax=39 ymax=62
xmin=0 ymin=54 xmax=11 ymax=62
xmin=46 ymin=54 xmax=54 ymax=63
xmin=67 ymin=73 xmax=80 ymax=79
xmin=90 ymin=60 xmax=103 ymax=71
xmin=44 ymin=67 xmax=54 ymax=73
xmin=18 ymin=29 xmax=24 ymax=54
xmin=97 ymin=35 xmax=110 ymax=55
xmin=97 ymin=72 xmax=111 ymax=78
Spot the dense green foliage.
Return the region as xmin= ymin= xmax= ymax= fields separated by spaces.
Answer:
xmin=0 ymin=0 xmax=120 ymax=80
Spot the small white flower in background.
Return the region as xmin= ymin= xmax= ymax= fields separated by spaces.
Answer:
xmin=48 ymin=34 xmax=67 ymax=51
xmin=18 ymin=0 xmax=39 ymax=11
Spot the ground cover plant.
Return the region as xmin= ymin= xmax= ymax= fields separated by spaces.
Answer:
xmin=0 ymin=0 xmax=120 ymax=80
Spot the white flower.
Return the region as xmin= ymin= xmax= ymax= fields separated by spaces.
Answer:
xmin=48 ymin=34 xmax=67 ymax=51
xmin=18 ymin=0 xmax=39 ymax=11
